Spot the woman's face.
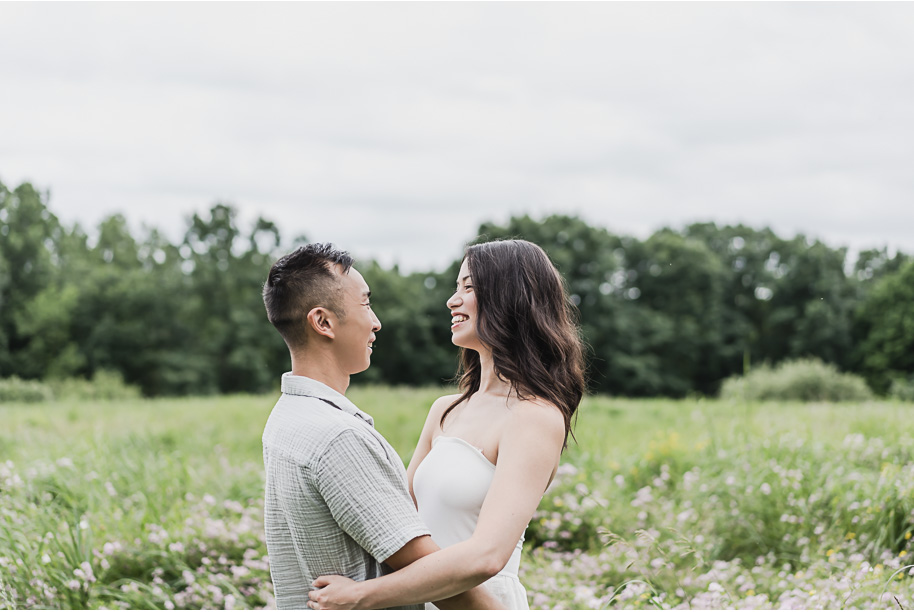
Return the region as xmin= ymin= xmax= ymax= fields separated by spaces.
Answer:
xmin=446 ymin=259 xmax=482 ymax=351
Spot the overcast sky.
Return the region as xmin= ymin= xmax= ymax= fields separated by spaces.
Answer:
xmin=2 ymin=2 xmax=912 ymax=271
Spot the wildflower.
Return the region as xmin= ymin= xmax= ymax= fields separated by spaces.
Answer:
xmin=41 ymin=554 xmax=51 ymax=564
xmin=164 ymin=602 xmax=175 ymax=610
xmin=67 ymin=580 xmax=81 ymax=590
xmin=760 ymin=482 xmax=772 ymax=495
xmin=826 ymin=549 xmax=835 ymax=557
xmin=746 ymin=589 xmax=755 ymax=596
xmin=906 ymin=531 xmax=912 ymax=540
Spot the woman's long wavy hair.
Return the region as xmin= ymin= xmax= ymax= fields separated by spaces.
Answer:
xmin=440 ymin=239 xmax=586 ymax=450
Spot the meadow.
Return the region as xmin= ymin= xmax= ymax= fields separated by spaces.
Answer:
xmin=1 ymin=388 xmax=913 ymax=610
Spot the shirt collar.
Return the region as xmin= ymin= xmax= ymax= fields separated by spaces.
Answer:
xmin=280 ymin=373 xmax=374 ymax=427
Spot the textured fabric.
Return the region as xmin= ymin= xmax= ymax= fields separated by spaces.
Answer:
xmin=262 ymin=374 xmax=430 ymax=610
xmin=414 ymin=436 xmax=529 ymax=609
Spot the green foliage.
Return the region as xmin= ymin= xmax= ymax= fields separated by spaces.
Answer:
xmin=2 ymin=391 xmax=913 ymax=609
xmin=890 ymin=376 xmax=914 ymax=402
xmin=0 ymin=175 xmax=907 ymax=398
xmin=856 ymin=260 xmax=914 ymax=394
xmin=0 ymin=376 xmax=54 ymax=403
xmin=720 ymin=358 xmax=873 ymax=402
xmin=49 ymin=370 xmax=142 ymax=401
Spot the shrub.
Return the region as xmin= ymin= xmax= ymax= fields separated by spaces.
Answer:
xmin=720 ymin=358 xmax=873 ymax=402
xmin=890 ymin=376 xmax=914 ymax=402
xmin=48 ymin=370 xmax=142 ymax=401
xmin=0 ymin=376 xmax=54 ymax=403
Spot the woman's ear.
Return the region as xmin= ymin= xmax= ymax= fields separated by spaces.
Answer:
xmin=306 ymin=307 xmax=335 ymax=339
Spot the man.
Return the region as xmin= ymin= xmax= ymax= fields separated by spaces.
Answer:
xmin=261 ymin=243 xmax=499 ymax=610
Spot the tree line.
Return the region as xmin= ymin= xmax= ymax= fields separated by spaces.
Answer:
xmin=1 ymin=178 xmax=911 ymax=398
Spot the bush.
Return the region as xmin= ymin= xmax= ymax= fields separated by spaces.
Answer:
xmin=48 ymin=370 xmax=142 ymax=401
xmin=720 ymin=358 xmax=873 ymax=402
xmin=889 ymin=376 xmax=914 ymax=402
xmin=0 ymin=376 xmax=54 ymax=403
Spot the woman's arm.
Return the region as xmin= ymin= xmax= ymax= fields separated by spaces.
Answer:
xmin=406 ymin=394 xmax=457 ymax=503
xmin=309 ymin=401 xmax=565 ymax=609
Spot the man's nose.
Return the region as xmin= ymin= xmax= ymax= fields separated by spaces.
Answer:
xmin=372 ymin=311 xmax=382 ymax=331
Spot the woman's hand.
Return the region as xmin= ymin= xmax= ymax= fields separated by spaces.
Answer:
xmin=307 ymin=575 xmax=364 ymax=610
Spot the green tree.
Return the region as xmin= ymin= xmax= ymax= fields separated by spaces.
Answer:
xmin=856 ymin=261 xmax=914 ymax=394
xmin=0 ymin=181 xmax=63 ymax=378
xmin=181 ymin=203 xmax=286 ymax=395
xmin=354 ymin=262 xmax=457 ymax=386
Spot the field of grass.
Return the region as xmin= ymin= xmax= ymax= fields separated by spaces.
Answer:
xmin=1 ymin=388 xmax=913 ymax=609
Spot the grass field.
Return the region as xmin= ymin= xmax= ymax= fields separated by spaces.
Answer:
xmin=1 ymin=388 xmax=913 ymax=609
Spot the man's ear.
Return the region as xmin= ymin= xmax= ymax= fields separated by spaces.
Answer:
xmin=306 ymin=307 xmax=336 ymax=340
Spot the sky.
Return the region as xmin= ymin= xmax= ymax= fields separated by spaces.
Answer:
xmin=2 ymin=2 xmax=912 ymax=272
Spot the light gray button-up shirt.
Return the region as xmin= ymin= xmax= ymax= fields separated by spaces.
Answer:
xmin=262 ymin=373 xmax=430 ymax=610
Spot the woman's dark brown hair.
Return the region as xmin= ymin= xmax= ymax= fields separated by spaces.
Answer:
xmin=440 ymin=239 xmax=586 ymax=450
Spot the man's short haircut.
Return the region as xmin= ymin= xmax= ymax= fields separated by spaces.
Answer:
xmin=263 ymin=243 xmax=354 ymax=350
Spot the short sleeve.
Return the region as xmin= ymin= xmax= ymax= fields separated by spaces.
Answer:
xmin=314 ymin=429 xmax=430 ymax=563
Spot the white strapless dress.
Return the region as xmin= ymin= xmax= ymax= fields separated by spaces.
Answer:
xmin=412 ymin=436 xmax=529 ymax=610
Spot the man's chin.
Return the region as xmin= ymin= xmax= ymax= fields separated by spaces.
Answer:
xmin=351 ymin=360 xmax=371 ymax=376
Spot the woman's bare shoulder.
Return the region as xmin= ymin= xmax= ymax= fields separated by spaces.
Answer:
xmin=510 ymin=396 xmax=566 ymax=433
xmin=428 ymin=393 xmax=463 ymax=419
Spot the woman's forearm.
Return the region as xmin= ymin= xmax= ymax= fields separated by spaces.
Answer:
xmin=359 ymin=538 xmax=505 ymax=609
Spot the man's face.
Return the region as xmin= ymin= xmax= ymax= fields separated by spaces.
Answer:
xmin=333 ymin=266 xmax=382 ymax=375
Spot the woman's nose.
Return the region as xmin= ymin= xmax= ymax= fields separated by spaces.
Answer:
xmin=446 ymin=292 xmax=461 ymax=308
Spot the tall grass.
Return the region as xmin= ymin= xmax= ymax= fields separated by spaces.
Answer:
xmin=1 ymin=389 xmax=912 ymax=609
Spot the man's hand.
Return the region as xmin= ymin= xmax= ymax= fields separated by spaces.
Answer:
xmin=308 ymin=575 xmax=363 ymax=610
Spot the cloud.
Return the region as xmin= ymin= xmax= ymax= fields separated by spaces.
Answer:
xmin=1 ymin=3 xmax=913 ymax=271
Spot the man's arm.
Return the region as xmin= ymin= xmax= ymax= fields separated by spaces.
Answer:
xmin=313 ymin=429 xmax=501 ymax=609
xmin=310 ymin=403 xmax=565 ymax=609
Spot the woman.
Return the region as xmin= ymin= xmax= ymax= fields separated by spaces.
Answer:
xmin=309 ymin=239 xmax=586 ymax=610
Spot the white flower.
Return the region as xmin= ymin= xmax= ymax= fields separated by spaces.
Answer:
xmin=760 ymin=482 xmax=772 ymax=495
